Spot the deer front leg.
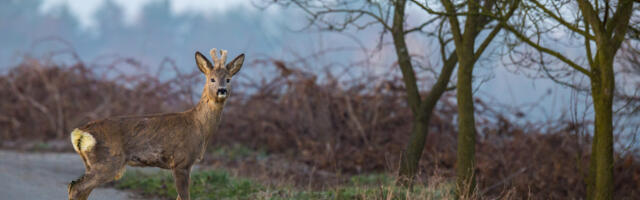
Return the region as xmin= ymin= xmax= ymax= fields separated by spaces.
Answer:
xmin=172 ymin=166 xmax=192 ymax=200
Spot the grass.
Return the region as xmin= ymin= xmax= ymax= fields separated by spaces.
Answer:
xmin=116 ymin=145 xmax=456 ymax=199
xmin=116 ymin=170 xmax=260 ymax=200
xmin=116 ymin=169 xmax=456 ymax=200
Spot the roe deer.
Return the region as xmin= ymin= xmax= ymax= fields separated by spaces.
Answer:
xmin=68 ymin=49 xmax=244 ymax=200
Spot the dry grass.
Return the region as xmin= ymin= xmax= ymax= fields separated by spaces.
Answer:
xmin=1 ymin=53 xmax=639 ymax=199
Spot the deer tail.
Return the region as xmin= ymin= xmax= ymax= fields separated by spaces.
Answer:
xmin=70 ymin=129 xmax=96 ymax=153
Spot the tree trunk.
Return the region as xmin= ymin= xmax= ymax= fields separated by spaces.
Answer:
xmin=586 ymin=115 xmax=598 ymax=200
xmin=589 ymin=50 xmax=615 ymax=200
xmin=398 ymin=113 xmax=429 ymax=184
xmin=452 ymin=0 xmax=480 ymax=195
xmin=391 ymin=0 xmax=425 ymax=185
xmin=398 ymin=53 xmax=458 ymax=185
xmin=392 ymin=0 xmax=459 ymax=185
xmin=456 ymin=56 xmax=477 ymax=197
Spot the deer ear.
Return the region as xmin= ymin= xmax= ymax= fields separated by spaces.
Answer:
xmin=226 ymin=54 xmax=245 ymax=76
xmin=195 ymin=51 xmax=212 ymax=74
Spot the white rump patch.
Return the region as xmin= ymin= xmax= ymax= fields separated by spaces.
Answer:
xmin=70 ymin=129 xmax=96 ymax=152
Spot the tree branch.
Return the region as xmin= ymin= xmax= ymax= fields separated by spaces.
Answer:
xmin=501 ymin=23 xmax=592 ymax=76
xmin=313 ymin=9 xmax=393 ymax=31
xmin=421 ymin=50 xmax=457 ymax=113
xmin=473 ymin=24 xmax=502 ymax=62
xmin=411 ymin=0 xmax=449 ymax=16
xmin=441 ymin=0 xmax=464 ymax=47
xmin=474 ymin=0 xmax=520 ymax=61
xmin=405 ymin=16 xmax=441 ymax=34
xmin=530 ymin=0 xmax=595 ymax=40
xmin=411 ymin=0 xmax=500 ymax=19
xmin=610 ymin=0 xmax=635 ymax=49
xmin=585 ymin=18 xmax=595 ymax=68
xmin=577 ymin=0 xmax=605 ymax=40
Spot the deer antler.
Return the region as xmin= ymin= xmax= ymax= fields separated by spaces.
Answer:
xmin=219 ymin=50 xmax=228 ymax=67
xmin=210 ymin=48 xmax=228 ymax=68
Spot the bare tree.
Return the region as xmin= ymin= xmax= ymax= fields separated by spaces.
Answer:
xmin=499 ymin=0 xmax=638 ymax=199
xmin=267 ymin=0 xmax=459 ymax=185
xmin=390 ymin=0 xmax=459 ymax=186
xmin=270 ymin=1 xmax=519 ymax=192
xmin=410 ymin=0 xmax=519 ymax=196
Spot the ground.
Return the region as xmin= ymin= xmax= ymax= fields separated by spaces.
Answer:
xmin=0 ymin=150 xmax=153 ymax=200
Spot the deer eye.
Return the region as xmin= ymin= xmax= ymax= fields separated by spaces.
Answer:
xmin=226 ymin=79 xmax=230 ymax=83
xmin=210 ymin=78 xmax=215 ymax=82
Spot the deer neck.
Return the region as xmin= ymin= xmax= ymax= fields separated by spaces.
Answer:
xmin=192 ymin=88 xmax=225 ymax=140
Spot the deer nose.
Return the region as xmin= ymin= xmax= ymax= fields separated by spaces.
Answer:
xmin=217 ymin=88 xmax=227 ymax=95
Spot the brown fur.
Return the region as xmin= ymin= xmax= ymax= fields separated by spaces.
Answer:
xmin=68 ymin=49 xmax=245 ymax=200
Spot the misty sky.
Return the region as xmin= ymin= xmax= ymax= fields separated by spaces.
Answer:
xmin=0 ymin=0 xmax=610 ymax=125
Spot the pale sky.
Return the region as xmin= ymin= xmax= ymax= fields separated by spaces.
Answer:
xmin=38 ymin=0 xmax=261 ymax=29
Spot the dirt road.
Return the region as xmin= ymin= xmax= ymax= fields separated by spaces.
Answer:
xmin=0 ymin=150 xmax=148 ymax=200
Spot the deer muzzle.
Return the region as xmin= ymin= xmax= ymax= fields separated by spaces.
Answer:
xmin=217 ymin=88 xmax=228 ymax=98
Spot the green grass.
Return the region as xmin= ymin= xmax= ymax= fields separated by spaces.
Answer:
xmin=116 ymin=170 xmax=455 ymax=200
xmin=116 ymin=170 xmax=261 ymax=200
xmin=116 ymin=145 xmax=454 ymax=199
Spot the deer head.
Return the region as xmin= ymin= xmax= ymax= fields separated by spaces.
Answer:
xmin=195 ymin=49 xmax=245 ymax=103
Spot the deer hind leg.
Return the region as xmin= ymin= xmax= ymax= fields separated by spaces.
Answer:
xmin=68 ymin=129 xmax=126 ymax=200
xmin=68 ymin=155 xmax=126 ymax=200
